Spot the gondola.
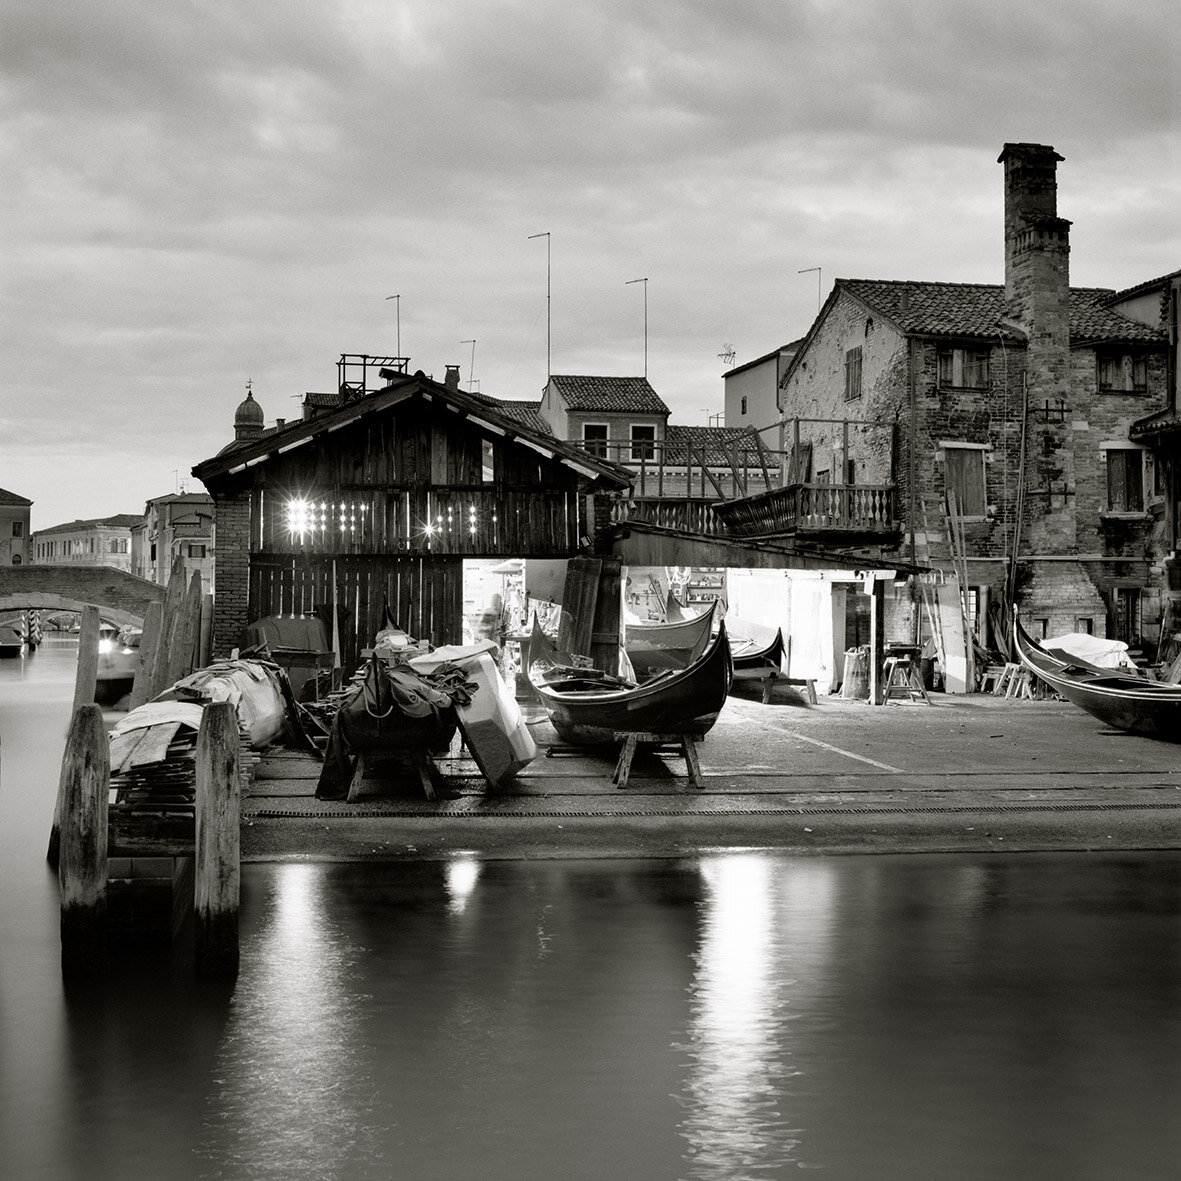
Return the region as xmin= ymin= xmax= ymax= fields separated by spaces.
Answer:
xmin=624 ymin=601 xmax=716 ymax=679
xmin=528 ymin=616 xmax=734 ymax=744
xmin=1013 ymin=616 xmax=1181 ymax=741
xmin=731 ymin=627 xmax=785 ymax=674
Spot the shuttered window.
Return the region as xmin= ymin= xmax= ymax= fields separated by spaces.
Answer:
xmin=938 ymin=347 xmax=989 ymax=388
xmin=1097 ymin=353 xmax=1148 ymax=392
xmin=1106 ymin=449 xmax=1144 ymax=511
xmin=943 ymin=445 xmax=987 ymax=517
xmin=844 ymin=347 xmax=862 ymax=401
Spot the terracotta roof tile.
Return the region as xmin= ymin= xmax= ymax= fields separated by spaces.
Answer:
xmin=549 ymin=375 xmax=670 ymax=414
xmin=837 ymin=278 xmax=1165 ymax=345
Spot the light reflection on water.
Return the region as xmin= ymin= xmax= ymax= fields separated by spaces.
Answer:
xmin=2 ymin=643 xmax=1180 ymax=1180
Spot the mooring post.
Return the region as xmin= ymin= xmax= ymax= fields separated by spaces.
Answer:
xmin=59 ymin=704 xmax=110 ymax=975
xmin=72 ymin=605 xmax=101 ymax=714
xmin=127 ymin=598 xmax=163 ymax=712
xmin=195 ymin=701 xmax=241 ymax=976
xmin=49 ymin=605 xmax=103 ymax=866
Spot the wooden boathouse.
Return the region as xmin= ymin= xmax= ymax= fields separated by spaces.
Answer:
xmin=192 ymin=357 xmax=632 ymax=666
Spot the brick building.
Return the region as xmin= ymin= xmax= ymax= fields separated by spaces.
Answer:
xmin=769 ymin=143 xmax=1172 ymax=653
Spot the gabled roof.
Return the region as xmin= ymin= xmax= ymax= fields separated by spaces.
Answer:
xmin=35 ymin=514 xmax=142 ymax=535
xmin=193 ymin=371 xmax=632 ymax=489
xmin=836 ymin=278 xmax=1166 ymax=345
xmin=0 ymin=487 xmax=32 ymax=507
xmin=548 ymin=375 xmax=670 ymax=415
xmin=1106 ymin=269 xmax=1181 ymax=304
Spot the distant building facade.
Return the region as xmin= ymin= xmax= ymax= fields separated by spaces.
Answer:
xmin=0 ymin=487 xmax=32 ymax=566
xmin=133 ymin=492 xmax=216 ymax=590
xmin=31 ymin=514 xmax=141 ymax=572
xmin=722 ymin=342 xmax=802 ymax=443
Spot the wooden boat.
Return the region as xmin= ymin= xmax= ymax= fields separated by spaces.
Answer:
xmin=624 ymin=601 xmax=715 ymax=679
xmin=1013 ymin=616 xmax=1181 ymax=741
xmin=731 ymin=627 xmax=785 ymax=674
xmin=0 ymin=624 xmax=23 ymax=658
xmin=528 ymin=616 xmax=733 ymax=744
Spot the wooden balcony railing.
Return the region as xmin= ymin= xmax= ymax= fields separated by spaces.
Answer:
xmin=711 ymin=483 xmax=899 ymax=538
xmin=609 ymin=497 xmax=726 ymax=536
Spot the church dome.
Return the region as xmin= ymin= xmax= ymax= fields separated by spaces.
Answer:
xmin=234 ymin=388 xmax=264 ymax=440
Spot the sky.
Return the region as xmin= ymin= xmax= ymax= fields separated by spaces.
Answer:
xmin=3 ymin=0 xmax=1178 ymax=531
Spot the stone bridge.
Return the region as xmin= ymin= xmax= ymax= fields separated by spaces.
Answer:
xmin=0 ymin=565 xmax=165 ymax=627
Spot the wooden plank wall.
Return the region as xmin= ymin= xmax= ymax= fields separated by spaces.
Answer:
xmin=248 ymin=555 xmax=463 ymax=669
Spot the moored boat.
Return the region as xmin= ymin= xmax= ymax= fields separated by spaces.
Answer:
xmin=624 ymin=601 xmax=715 ymax=679
xmin=0 ymin=624 xmax=23 ymax=658
xmin=528 ymin=616 xmax=733 ymax=744
xmin=1013 ymin=616 xmax=1181 ymax=741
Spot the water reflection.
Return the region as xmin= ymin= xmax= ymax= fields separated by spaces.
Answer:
xmin=199 ymin=863 xmax=382 ymax=1178
xmin=677 ymin=855 xmax=836 ymax=1176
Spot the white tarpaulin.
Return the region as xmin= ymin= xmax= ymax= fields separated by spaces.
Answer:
xmin=1043 ymin=632 xmax=1134 ymax=670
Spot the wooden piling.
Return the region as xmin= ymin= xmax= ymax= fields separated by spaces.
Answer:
xmin=194 ymin=701 xmax=240 ymax=976
xmin=59 ymin=704 xmax=110 ymax=974
xmin=72 ymin=605 xmax=101 ymax=715
xmin=126 ymin=599 xmax=163 ymax=712
xmin=49 ymin=605 xmax=103 ymax=865
xmin=166 ymin=570 xmax=203 ymax=687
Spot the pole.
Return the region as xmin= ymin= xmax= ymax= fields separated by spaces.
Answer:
xmin=528 ymin=232 xmax=551 ymax=378
xmin=626 ymin=277 xmax=648 ymax=378
xmin=386 ymin=294 xmax=400 ymax=360
xmin=461 ymin=339 xmax=477 ymax=392
xmin=798 ymin=266 xmax=822 ymax=312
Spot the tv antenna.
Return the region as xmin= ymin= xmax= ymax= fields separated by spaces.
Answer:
xmin=460 ymin=339 xmax=477 ymax=391
xmin=718 ymin=343 xmax=736 ymax=368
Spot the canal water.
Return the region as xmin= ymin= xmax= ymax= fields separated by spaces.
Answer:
xmin=1 ymin=641 xmax=1179 ymax=1180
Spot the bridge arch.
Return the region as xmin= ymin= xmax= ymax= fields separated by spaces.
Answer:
xmin=0 ymin=566 xmax=166 ymax=628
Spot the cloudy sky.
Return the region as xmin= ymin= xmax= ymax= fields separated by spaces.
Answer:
xmin=3 ymin=0 xmax=1178 ymax=530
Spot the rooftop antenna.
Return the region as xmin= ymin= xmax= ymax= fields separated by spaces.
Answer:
xmin=460 ymin=339 xmax=477 ymax=391
xmin=386 ymin=294 xmax=401 ymax=360
xmin=798 ymin=266 xmax=822 ymax=312
xmin=718 ymin=343 xmax=736 ymax=368
xmin=528 ymin=232 xmax=551 ymax=378
xmin=626 ymin=277 xmax=648 ymax=378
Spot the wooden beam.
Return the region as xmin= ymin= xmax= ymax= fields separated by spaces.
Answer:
xmin=127 ymin=599 xmax=163 ymax=712
xmin=72 ymin=605 xmax=101 ymax=715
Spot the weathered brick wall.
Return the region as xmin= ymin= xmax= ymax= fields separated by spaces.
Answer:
xmin=211 ymin=488 xmax=251 ymax=657
xmin=1018 ymin=559 xmax=1110 ymax=638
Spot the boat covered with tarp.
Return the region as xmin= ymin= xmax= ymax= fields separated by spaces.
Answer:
xmin=1013 ymin=616 xmax=1181 ymax=742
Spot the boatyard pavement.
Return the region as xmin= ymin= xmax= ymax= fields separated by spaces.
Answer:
xmin=243 ymin=683 xmax=1181 ymax=862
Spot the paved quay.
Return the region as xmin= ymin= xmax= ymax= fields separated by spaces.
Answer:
xmin=242 ymin=684 xmax=1181 ymax=862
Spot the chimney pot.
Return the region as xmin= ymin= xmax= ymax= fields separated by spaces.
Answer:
xmin=444 ymin=365 xmax=461 ymax=391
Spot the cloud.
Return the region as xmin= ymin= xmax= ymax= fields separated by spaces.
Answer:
xmin=2 ymin=0 xmax=1178 ymax=528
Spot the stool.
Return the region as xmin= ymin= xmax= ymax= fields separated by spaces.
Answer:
xmin=611 ymin=731 xmax=703 ymax=790
xmin=993 ymin=663 xmax=1021 ymax=696
xmin=1005 ymin=667 xmax=1034 ymax=700
xmin=882 ymin=656 xmax=931 ymax=704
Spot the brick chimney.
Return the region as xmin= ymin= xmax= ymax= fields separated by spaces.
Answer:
xmin=998 ymin=143 xmax=1071 ymax=400
xmin=444 ymin=364 xmax=461 ymax=391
